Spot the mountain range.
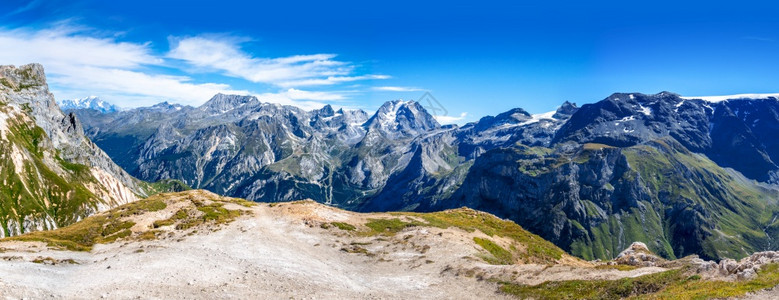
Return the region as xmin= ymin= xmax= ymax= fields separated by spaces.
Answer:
xmin=63 ymin=83 xmax=779 ymax=261
xmin=1 ymin=62 xmax=777 ymax=265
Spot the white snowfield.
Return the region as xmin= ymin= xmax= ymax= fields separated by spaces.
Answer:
xmin=681 ymin=93 xmax=779 ymax=102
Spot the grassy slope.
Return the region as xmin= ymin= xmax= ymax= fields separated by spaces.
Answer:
xmin=0 ymin=105 xmax=103 ymax=236
xmin=512 ymin=139 xmax=777 ymax=261
xmin=622 ymin=139 xmax=776 ymax=260
xmin=5 ymin=191 xmax=255 ymax=251
xmin=502 ymin=264 xmax=779 ymax=300
xmin=364 ymin=208 xmax=566 ymax=264
xmin=139 ymin=179 xmax=192 ymax=195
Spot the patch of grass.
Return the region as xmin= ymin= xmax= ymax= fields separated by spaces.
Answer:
xmin=4 ymin=197 xmax=169 ymax=251
xmin=31 ymin=257 xmax=78 ymax=265
xmin=99 ymin=229 xmax=132 ymax=243
xmin=595 ymin=264 xmax=640 ymax=271
xmin=176 ymin=202 xmax=244 ymax=230
xmin=416 ymin=209 xmax=565 ymax=264
xmin=362 ymin=209 xmax=564 ymax=264
xmin=197 ymin=203 xmax=242 ymax=223
xmin=365 ymin=218 xmax=419 ymax=235
xmin=153 ymin=208 xmax=189 ymax=228
xmin=583 ymin=143 xmax=615 ymax=150
xmin=140 ymin=179 xmax=191 ymax=196
xmin=136 ymin=230 xmax=160 ymax=241
xmin=501 ymin=264 xmax=779 ymax=300
xmin=330 ymin=222 xmax=356 ymax=231
xmin=112 ymin=199 xmax=167 ymax=218
xmin=502 ymin=268 xmax=684 ymax=300
xmin=340 ymin=245 xmax=374 ymax=256
xmin=643 ymin=264 xmax=779 ymax=299
xmin=0 ymin=78 xmax=14 ymax=90
xmin=8 ymin=215 xmax=135 ymax=251
xmin=474 ymin=237 xmax=514 ymax=264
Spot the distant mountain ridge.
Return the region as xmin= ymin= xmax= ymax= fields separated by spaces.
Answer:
xmin=59 ymin=96 xmax=120 ymax=113
xmin=68 ymin=88 xmax=779 ymax=261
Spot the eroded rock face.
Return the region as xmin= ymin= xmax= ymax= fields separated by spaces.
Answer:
xmin=0 ymin=64 xmax=142 ymax=237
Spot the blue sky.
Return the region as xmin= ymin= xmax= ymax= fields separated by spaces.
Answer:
xmin=1 ymin=0 xmax=778 ymax=124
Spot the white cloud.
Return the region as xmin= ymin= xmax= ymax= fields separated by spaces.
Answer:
xmin=0 ymin=26 xmax=399 ymax=109
xmin=372 ymin=86 xmax=425 ymax=92
xmin=434 ymin=112 xmax=468 ymax=125
xmin=0 ymin=26 xmax=159 ymax=69
xmin=51 ymin=66 xmax=250 ymax=106
xmin=168 ymin=36 xmax=385 ymax=88
xmin=278 ymin=74 xmax=390 ymax=87
xmin=284 ymin=88 xmax=345 ymax=101
xmin=0 ymin=26 xmax=248 ymax=106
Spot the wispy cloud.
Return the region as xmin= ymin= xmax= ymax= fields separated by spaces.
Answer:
xmin=0 ymin=26 xmax=249 ymax=106
xmin=433 ymin=112 xmax=468 ymax=124
xmin=278 ymin=74 xmax=390 ymax=87
xmin=5 ymin=0 xmax=45 ymax=16
xmin=743 ymin=36 xmax=775 ymax=42
xmin=167 ymin=35 xmax=388 ymax=89
xmin=0 ymin=26 xmax=159 ymax=69
xmin=52 ymin=66 xmax=250 ymax=107
xmin=284 ymin=88 xmax=345 ymax=101
xmin=372 ymin=86 xmax=425 ymax=92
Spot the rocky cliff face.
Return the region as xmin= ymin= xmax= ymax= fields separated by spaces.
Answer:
xmin=437 ymin=139 xmax=779 ymax=260
xmin=0 ymin=64 xmax=146 ymax=237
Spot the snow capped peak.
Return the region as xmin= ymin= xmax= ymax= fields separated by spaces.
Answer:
xmin=58 ymin=96 xmax=119 ymax=113
xmin=364 ymin=99 xmax=440 ymax=138
xmin=681 ymin=93 xmax=779 ymax=103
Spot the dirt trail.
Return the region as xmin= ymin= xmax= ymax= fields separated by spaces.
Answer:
xmin=0 ymin=192 xmax=669 ymax=299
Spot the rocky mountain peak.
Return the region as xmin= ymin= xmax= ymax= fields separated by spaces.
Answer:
xmin=364 ymin=100 xmax=440 ymax=138
xmin=317 ymin=104 xmax=335 ymax=117
xmin=0 ymin=63 xmax=47 ymax=91
xmin=553 ymin=101 xmax=578 ymax=119
xmin=200 ymin=93 xmax=259 ymax=113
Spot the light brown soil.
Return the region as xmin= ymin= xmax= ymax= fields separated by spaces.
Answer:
xmin=0 ymin=191 xmax=670 ymax=299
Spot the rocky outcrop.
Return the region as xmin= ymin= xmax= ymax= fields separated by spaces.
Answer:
xmin=613 ymin=242 xmax=665 ymax=267
xmin=692 ymin=251 xmax=779 ymax=281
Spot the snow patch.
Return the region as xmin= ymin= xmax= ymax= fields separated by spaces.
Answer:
xmin=681 ymin=93 xmax=779 ymax=103
xmin=639 ymin=105 xmax=652 ymax=116
xmin=517 ymin=110 xmax=556 ymax=126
